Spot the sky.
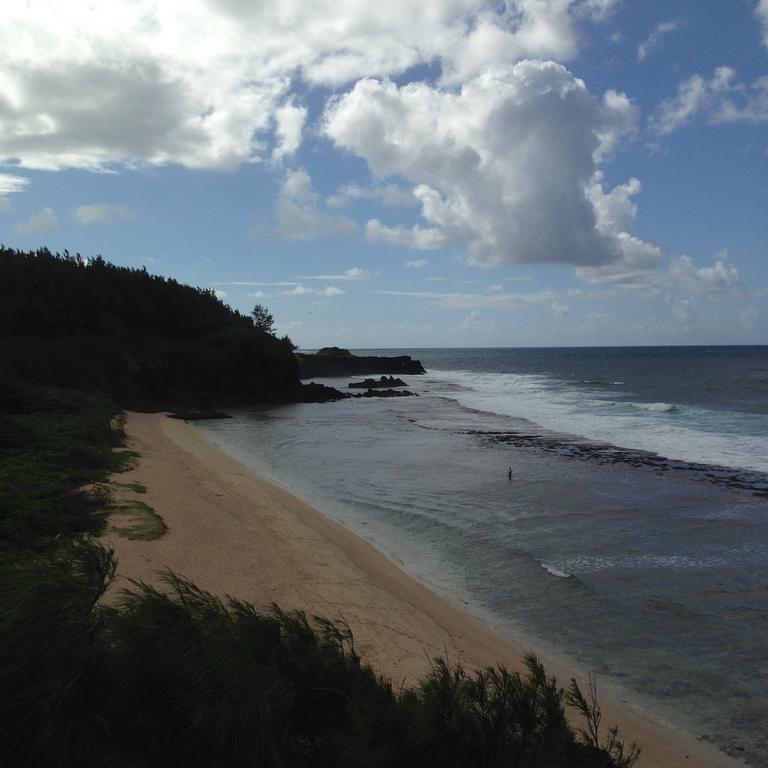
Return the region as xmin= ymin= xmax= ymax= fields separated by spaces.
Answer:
xmin=1 ymin=0 xmax=766 ymax=348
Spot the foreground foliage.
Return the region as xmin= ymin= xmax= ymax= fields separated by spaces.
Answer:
xmin=0 ymin=543 xmax=638 ymax=768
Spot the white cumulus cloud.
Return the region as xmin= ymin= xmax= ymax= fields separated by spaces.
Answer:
xmin=668 ymin=250 xmax=744 ymax=296
xmin=576 ymin=172 xmax=663 ymax=286
xmin=325 ymin=60 xmax=638 ymax=268
xmin=0 ymin=0 xmax=621 ymax=173
xmin=272 ymin=100 xmax=308 ymax=162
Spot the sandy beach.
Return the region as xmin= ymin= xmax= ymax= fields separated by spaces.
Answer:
xmin=104 ymin=411 xmax=741 ymax=768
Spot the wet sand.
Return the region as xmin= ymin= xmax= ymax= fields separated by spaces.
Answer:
xmin=103 ymin=411 xmax=741 ymax=768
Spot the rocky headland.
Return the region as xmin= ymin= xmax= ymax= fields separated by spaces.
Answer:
xmin=296 ymin=347 xmax=425 ymax=379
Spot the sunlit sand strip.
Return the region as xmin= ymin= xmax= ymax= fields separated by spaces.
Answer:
xmin=103 ymin=411 xmax=741 ymax=768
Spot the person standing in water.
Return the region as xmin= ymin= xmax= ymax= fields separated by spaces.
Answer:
xmin=507 ymin=467 xmax=512 ymax=480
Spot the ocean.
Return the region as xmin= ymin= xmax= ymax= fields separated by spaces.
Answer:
xmin=198 ymin=346 xmax=768 ymax=766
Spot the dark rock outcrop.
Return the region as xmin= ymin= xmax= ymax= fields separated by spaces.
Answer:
xmin=167 ymin=409 xmax=232 ymax=420
xmin=351 ymin=388 xmax=418 ymax=398
xmin=292 ymin=382 xmax=348 ymax=402
xmin=466 ymin=429 xmax=768 ymax=497
xmin=348 ymin=375 xmax=408 ymax=389
xmin=296 ymin=351 xmax=425 ymax=379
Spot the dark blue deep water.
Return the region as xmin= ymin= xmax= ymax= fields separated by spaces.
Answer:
xmin=200 ymin=346 xmax=768 ymax=765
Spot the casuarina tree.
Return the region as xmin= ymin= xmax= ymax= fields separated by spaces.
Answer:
xmin=251 ymin=304 xmax=275 ymax=335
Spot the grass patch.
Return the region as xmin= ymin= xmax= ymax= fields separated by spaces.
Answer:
xmin=115 ymin=480 xmax=147 ymax=494
xmin=108 ymin=500 xmax=166 ymax=540
xmin=0 ymin=381 xmax=128 ymax=551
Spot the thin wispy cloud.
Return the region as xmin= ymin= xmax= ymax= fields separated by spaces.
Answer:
xmin=75 ymin=203 xmax=136 ymax=224
xmin=273 ymin=169 xmax=356 ymax=240
xmin=375 ymin=289 xmax=556 ymax=310
xmin=0 ymin=173 xmax=30 ymax=208
xmin=758 ymin=0 xmax=768 ymax=49
xmin=295 ymin=267 xmax=366 ymax=281
xmin=214 ymin=280 xmax=345 ymax=297
xmin=0 ymin=173 xmax=29 ymax=196
xmin=214 ymin=281 xmax=298 ymax=287
xmin=637 ymin=20 xmax=683 ymax=62
xmin=462 ymin=310 xmax=495 ymax=333
xmin=284 ymin=284 xmax=345 ymax=297
xmin=650 ymin=67 xmax=768 ymax=136
xmin=327 ymin=183 xmax=418 ymax=209
xmin=16 ymin=207 xmax=57 ymax=235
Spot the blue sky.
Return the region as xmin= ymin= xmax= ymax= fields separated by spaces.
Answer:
xmin=1 ymin=0 xmax=766 ymax=348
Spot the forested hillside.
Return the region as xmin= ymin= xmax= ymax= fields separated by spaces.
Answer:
xmin=0 ymin=247 xmax=299 ymax=406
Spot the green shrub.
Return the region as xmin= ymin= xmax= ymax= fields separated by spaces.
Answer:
xmin=0 ymin=544 xmax=118 ymax=767
xmin=0 ymin=543 xmax=639 ymax=768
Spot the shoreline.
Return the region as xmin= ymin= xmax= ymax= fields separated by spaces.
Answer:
xmin=104 ymin=411 xmax=741 ymax=768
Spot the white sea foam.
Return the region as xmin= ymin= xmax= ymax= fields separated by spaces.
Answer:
xmin=631 ymin=402 xmax=680 ymax=413
xmin=424 ymin=369 xmax=768 ymax=473
xmin=560 ymin=550 xmax=767 ymax=572
xmin=541 ymin=562 xmax=572 ymax=578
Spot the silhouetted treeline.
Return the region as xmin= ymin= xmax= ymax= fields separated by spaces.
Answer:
xmin=0 ymin=247 xmax=299 ymax=406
